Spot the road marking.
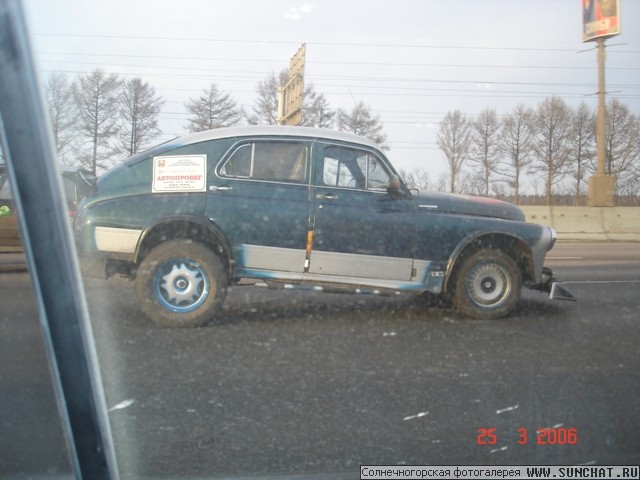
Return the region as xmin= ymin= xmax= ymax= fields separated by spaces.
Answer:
xmin=490 ymin=446 xmax=508 ymax=454
xmin=496 ymin=405 xmax=519 ymax=414
xmin=403 ymin=411 xmax=429 ymax=421
xmin=108 ymin=399 xmax=135 ymax=412
xmin=557 ymin=242 xmax=640 ymax=246
xmin=564 ymin=280 xmax=640 ymax=284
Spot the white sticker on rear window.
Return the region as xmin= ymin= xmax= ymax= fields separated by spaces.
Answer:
xmin=152 ymin=154 xmax=207 ymax=193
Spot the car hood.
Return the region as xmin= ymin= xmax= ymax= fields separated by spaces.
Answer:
xmin=414 ymin=190 xmax=525 ymax=222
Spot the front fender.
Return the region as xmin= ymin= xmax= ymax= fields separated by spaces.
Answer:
xmin=443 ymin=229 xmax=549 ymax=293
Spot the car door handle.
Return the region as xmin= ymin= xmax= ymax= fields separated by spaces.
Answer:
xmin=316 ymin=192 xmax=338 ymax=200
xmin=209 ymin=185 xmax=233 ymax=192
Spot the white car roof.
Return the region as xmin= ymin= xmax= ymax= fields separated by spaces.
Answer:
xmin=171 ymin=125 xmax=381 ymax=150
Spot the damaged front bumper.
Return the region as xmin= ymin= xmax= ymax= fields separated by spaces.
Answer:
xmin=528 ymin=267 xmax=576 ymax=302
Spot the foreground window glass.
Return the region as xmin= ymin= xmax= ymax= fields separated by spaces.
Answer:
xmin=3 ymin=0 xmax=639 ymax=478
xmin=0 ymin=144 xmax=73 ymax=478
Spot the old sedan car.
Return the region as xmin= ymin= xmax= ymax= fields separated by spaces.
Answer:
xmin=75 ymin=126 xmax=573 ymax=327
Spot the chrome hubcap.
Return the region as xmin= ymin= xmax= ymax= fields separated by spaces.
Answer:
xmin=153 ymin=259 xmax=210 ymax=313
xmin=467 ymin=263 xmax=511 ymax=307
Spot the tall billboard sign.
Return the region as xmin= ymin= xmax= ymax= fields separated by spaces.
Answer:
xmin=582 ymin=0 xmax=621 ymax=42
xmin=278 ymin=44 xmax=306 ymax=126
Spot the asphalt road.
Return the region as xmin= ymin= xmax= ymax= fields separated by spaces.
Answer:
xmin=1 ymin=242 xmax=639 ymax=479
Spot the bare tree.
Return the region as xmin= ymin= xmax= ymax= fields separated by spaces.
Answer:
xmin=247 ymin=70 xmax=289 ymax=125
xmin=185 ymin=83 xmax=242 ymax=133
xmin=74 ymin=68 xmax=122 ymax=174
xmin=45 ymin=72 xmax=79 ymax=165
xmin=468 ymin=108 xmax=500 ymax=196
xmin=569 ymin=102 xmax=595 ymax=205
xmin=247 ymin=69 xmax=335 ymax=127
xmin=599 ymin=98 xmax=640 ymax=196
xmin=530 ymin=97 xmax=572 ymax=205
xmin=498 ymin=104 xmax=534 ymax=204
xmin=119 ymin=78 xmax=165 ymax=156
xmin=299 ymin=84 xmax=335 ymax=128
xmin=616 ymin=167 xmax=640 ymax=205
xmin=435 ymin=172 xmax=449 ymax=192
xmin=458 ymin=169 xmax=484 ymax=196
xmin=398 ymin=168 xmax=430 ymax=190
xmin=437 ymin=110 xmax=471 ymax=193
xmin=336 ymin=101 xmax=387 ymax=148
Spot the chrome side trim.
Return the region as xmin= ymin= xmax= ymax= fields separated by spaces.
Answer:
xmin=308 ymin=250 xmax=413 ymax=281
xmin=237 ymin=268 xmax=428 ymax=292
xmin=412 ymin=259 xmax=430 ymax=280
xmin=236 ymin=258 xmax=442 ymax=293
xmin=239 ymin=244 xmax=306 ymax=272
xmin=95 ymin=227 xmax=142 ymax=254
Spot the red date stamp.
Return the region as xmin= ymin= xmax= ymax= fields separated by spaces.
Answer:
xmin=477 ymin=427 xmax=578 ymax=445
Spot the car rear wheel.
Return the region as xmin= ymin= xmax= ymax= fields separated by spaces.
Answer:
xmin=451 ymin=248 xmax=522 ymax=319
xmin=135 ymin=239 xmax=227 ymax=327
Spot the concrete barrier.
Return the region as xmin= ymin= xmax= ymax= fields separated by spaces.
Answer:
xmin=521 ymin=206 xmax=640 ymax=241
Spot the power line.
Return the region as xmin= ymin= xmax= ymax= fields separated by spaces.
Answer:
xmin=37 ymin=64 xmax=640 ymax=91
xmin=41 ymin=56 xmax=640 ymax=90
xmin=36 ymin=33 xmax=640 ymax=54
xmin=37 ymin=51 xmax=640 ymax=71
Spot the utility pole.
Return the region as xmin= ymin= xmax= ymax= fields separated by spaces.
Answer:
xmin=582 ymin=0 xmax=621 ymax=207
xmin=587 ymin=37 xmax=615 ymax=206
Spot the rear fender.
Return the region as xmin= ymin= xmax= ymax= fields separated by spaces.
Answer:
xmin=135 ymin=215 xmax=234 ymax=279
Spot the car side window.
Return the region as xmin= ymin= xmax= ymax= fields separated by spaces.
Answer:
xmin=360 ymin=154 xmax=391 ymax=191
xmin=220 ymin=141 xmax=307 ymax=183
xmin=323 ymin=157 xmax=358 ymax=188
xmin=321 ymin=146 xmax=391 ymax=191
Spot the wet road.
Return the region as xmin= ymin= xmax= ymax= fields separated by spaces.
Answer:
xmin=1 ymin=242 xmax=639 ymax=478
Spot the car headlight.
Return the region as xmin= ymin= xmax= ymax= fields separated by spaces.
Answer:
xmin=549 ymin=226 xmax=557 ymax=250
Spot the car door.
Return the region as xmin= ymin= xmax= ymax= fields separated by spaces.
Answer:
xmin=308 ymin=142 xmax=417 ymax=281
xmin=206 ymin=138 xmax=312 ymax=274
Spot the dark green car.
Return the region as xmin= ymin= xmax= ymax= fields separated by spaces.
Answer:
xmin=76 ymin=126 xmax=573 ymax=327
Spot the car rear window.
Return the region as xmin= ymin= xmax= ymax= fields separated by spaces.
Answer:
xmin=220 ymin=141 xmax=307 ymax=183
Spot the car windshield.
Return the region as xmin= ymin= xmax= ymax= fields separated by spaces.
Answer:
xmin=1 ymin=1 xmax=639 ymax=479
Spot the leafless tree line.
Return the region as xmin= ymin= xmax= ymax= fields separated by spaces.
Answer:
xmin=47 ymin=70 xmax=164 ymax=175
xmin=425 ymin=97 xmax=640 ymax=205
xmin=45 ymin=68 xmax=387 ymax=175
xmin=45 ymin=69 xmax=639 ymax=206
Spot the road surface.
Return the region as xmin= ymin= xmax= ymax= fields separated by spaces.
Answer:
xmin=1 ymin=242 xmax=639 ymax=478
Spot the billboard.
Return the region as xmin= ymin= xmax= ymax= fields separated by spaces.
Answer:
xmin=583 ymin=0 xmax=621 ymax=42
xmin=278 ymin=44 xmax=306 ymax=126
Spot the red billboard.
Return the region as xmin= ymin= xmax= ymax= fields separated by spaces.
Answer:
xmin=583 ymin=0 xmax=621 ymax=42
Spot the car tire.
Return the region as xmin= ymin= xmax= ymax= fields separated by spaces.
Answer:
xmin=135 ymin=239 xmax=227 ymax=327
xmin=451 ymin=248 xmax=522 ymax=319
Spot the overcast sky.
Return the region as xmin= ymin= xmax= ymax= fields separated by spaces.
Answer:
xmin=22 ymin=0 xmax=640 ymax=187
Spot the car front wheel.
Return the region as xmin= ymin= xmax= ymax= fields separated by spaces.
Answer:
xmin=135 ymin=239 xmax=227 ymax=327
xmin=451 ymin=249 xmax=522 ymax=319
